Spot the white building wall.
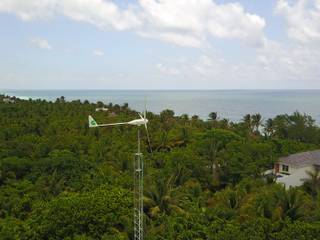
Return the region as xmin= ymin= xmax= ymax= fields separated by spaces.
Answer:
xmin=276 ymin=166 xmax=313 ymax=188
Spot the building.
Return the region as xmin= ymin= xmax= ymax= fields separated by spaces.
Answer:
xmin=2 ymin=97 xmax=15 ymax=103
xmin=95 ymin=107 xmax=109 ymax=112
xmin=274 ymin=150 xmax=320 ymax=188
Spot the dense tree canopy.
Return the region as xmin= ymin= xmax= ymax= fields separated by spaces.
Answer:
xmin=0 ymin=95 xmax=320 ymax=239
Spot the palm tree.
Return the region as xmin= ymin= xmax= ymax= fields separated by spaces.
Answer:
xmin=208 ymin=186 xmax=246 ymax=220
xmin=219 ymin=118 xmax=229 ymax=129
xmin=254 ymin=190 xmax=274 ymax=219
xmin=179 ymin=127 xmax=189 ymax=146
xmin=145 ymin=176 xmax=183 ymax=217
xmin=200 ymin=131 xmax=222 ymax=187
xmin=191 ymin=115 xmax=199 ymax=121
xmin=208 ymin=112 xmax=218 ymax=129
xmin=209 ymin=112 xmax=217 ymax=121
xmin=159 ymin=109 xmax=175 ymax=149
xmin=242 ymin=114 xmax=253 ymax=133
xmin=303 ymin=166 xmax=320 ymax=197
xmin=251 ymin=113 xmax=262 ymax=132
xmin=37 ymin=170 xmax=66 ymax=198
xmin=274 ymin=187 xmax=307 ymax=221
xmin=264 ymin=118 xmax=274 ymax=137
xmin=180 ymin=114 xmax=190 ymax=144
xmin=180 ymin=114 xmax=189 ymax=122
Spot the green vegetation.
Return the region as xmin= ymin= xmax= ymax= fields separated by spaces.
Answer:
xmin=1 ymin=95 xmax=320 ymax=239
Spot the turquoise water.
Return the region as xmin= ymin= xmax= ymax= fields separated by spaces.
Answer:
xmin=2 ymin=90 xmax=320 ymax=123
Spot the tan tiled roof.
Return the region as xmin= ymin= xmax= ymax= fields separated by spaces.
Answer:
xmin=279 ymin=150 xmax=320 ymax=167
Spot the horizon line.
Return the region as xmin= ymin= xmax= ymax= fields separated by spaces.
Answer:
xmin=2 ymin=88 xmax=320 ymax=91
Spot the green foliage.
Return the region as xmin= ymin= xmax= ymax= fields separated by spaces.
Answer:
xmin=272 ymin=221 xmax=320 ymax=240
xmin=33 ymin=150 xmax=92 ymax=189
xmin=270 ymin=112 xmax=320 ymax=143
xmin=0 ymin=157 xmax=33 ymax=182
xmin=0 ymin=96 xmax=320 ymax=239
xmin=220 ymin=141 xmax=275 ymax=184
xmin=0 ymin=217 xmax=28 ymax=240
xmin=25 ymin=186 xmax=131 ymax=240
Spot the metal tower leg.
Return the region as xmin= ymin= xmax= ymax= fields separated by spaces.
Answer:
xmin=134 ymin=127 xmax=143 ymax=240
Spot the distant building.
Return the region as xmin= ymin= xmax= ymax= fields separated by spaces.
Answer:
xmin=95 ymin=107 xmax=109 ymax=112
xmin=2 ymin=97 xmax=15 ymax=103
xmin=274 ymin=150 xmax=320 ymax=188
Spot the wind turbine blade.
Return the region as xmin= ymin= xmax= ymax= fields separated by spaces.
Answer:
xmin=98 ymin=122 xmax=128 ymax=127
xmin=144 ymin=97 xmax=147 ymax=119
xmin=138 ymin=113 xmax=144 ymax=120
xmin=144 ymin=123 xmax=153 ymax=154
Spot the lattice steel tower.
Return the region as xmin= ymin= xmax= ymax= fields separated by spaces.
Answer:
xmin=134 ymin=127 xmax=144 ymax=240
xmin=88 ymin=111 xmax=151 ymax=240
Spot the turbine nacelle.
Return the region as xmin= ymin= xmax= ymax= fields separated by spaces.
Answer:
xmin=128 ymin=118 xmax=148 ymax=126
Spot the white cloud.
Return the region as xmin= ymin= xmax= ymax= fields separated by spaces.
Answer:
xmin=93 ymin=49 xmax=104 ymax=56
xmin=60 ymin=0 xmax=142 ymax=31
xmin=138 ymin=0 xmax=266 ymax=47
xmin=193 ymin=55 xmax=225 ymax=76
xmin=270 ymin=0 xmax=320 ymax=86
xmin=0 ymin=0 xmax=266 ymax=48
xmin=0 ymin=0 xmax=56 ymax=21
xmin=30 ymin=38 xmax=52 ymax=50
xmin=138 ymin=31 xmax=205 ymax=48
xmin=257 ymin=41 xmax=320 ymax=81
xmin=156 ymin=63 xmax=180 ymax=75
xmin=0 ymin=0 xmax=141 ymax=30
xmin=276 ymin=0 xmax=320 ymax=43
xmin=5 ymin=0 xmax=319 ymax=88
xmin=155 ymin=39 xmax=320 ymax=88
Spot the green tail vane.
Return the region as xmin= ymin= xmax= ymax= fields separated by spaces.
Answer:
xmin=88 ymin=115 xmax=98 ymax=128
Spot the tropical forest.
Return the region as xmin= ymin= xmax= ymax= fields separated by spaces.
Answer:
xmin=1 ymin=95 xmax=320 ymax=240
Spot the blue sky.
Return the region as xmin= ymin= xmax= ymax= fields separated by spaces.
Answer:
xmin=0 ymin=0 xmax=320 ymax=89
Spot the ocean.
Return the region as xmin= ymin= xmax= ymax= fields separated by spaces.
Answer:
xmin=1 ymin=89 xmax=320 ymax=123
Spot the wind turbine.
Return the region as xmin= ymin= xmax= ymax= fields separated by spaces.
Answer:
xmin=88 ymin=105 xmax=152 ymax=240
